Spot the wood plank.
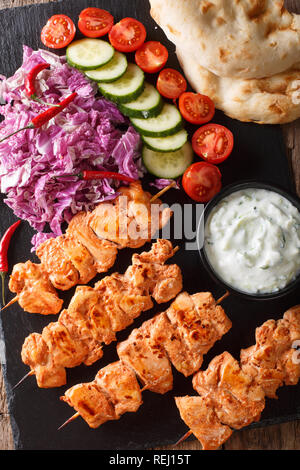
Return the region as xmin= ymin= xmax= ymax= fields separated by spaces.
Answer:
xmin=0 ymin=0 xmax=299 ymax=452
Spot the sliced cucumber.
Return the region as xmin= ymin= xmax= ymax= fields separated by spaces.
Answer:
xmin=119 ymin=83 xmax=163 ymax=119
xmin=67 ymin=39 xmax=115 ymax=71
xmin=142 ymin=129 xmax=188 ymax=153
xmin=98 ymin=63 xmax=145 ymax=104
xmin=131 ymin=104 xmax=183 ymax=137
xmin=85 ymin=52 xmax=128 ymax=83
xmin=142 ymin=142 xmax=194 ymax=179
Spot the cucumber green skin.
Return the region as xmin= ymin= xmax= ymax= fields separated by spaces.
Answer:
xmin=98 ymin=80 xmax=145 ymax=104
xmin=66 ymin=50 xmax=114 ymax=71
xmin=119 ymin=97 xmax=163 ymax=119
xmin=131 ymin=119 xmax=183 ymax=138
xmin=87 ymin=67 xmax=127 ymax=84
xmin=142 ymin=144 xmax=194 ymax=179
xmin=141 ymin=133 xmax=188 ymax=153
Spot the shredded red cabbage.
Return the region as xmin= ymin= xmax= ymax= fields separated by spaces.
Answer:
xmin=0 ymin=46 xmax=143 ymax=249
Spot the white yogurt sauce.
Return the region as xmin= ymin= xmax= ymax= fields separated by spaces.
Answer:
xmin=204 ymin=188 xmax=300 ymax=294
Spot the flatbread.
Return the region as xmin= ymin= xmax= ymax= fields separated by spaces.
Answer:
xmin=176 ymin=45 xmax=300 ymax=124
xmin=150 ymin=0 xmax=300 ymax=80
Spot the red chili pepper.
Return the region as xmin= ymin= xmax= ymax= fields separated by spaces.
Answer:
xmin=58 ymin=170 xmax=137 ymax=183
xmin=0 ymin=220 xmax=21 ymax=306
xmin=0 ymin=92 xmax=77 ymax=143
xmin=25 ymin=62 xmax=50 ymax=99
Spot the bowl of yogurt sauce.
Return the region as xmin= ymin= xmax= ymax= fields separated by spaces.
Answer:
xmin=198 ymin=181 xmax=300 ymax=299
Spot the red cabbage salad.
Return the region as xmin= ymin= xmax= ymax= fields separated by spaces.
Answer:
xmin=0 ymin=46 xmax=144 ymax=249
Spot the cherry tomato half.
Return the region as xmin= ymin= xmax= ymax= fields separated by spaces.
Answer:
xmin=135 ymin=41 xmax=168 ymax=74
xmin=78 ymin=8 xmax=114 ymax=38
xmin=157 ymin=68 xmax=187 ymax=100
xmin=109 ymin=18 xmax=146 ymax=52
xmin=182 ymin=162 xmax=222 ymax=203
xmin=41 ymin=14 xmax=76 ymax=49
xmin=179 ymin=92 xmax=215 ymax=125
xmin=192 ymin=124 xmax=234 ymax=164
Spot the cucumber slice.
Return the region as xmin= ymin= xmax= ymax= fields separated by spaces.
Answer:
xmin=119 ymin=83 xmax=163 ymax=119
xmin=142 ymin=129 xmax=188 ymax=153
xmin=67 ymin=39 xmax=115 ymax=71
xmin=85 ymin=52 xmax=128 ymax=83
xmin=142 ymin=142 xmax=194 ymax=179
xmin=98 ymin=63 xmax=145 ymax=104
xmin=131 ymin=104 xmax=183 ymax=137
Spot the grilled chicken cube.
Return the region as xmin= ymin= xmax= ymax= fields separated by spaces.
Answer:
xmin=117 ymin=317 xmax=173 ymax=394
xmin=60 ymin=235 xmax=97 ymax=284
xmin=36 ymin=236 xmax=79 ymax=290
xmin=193 ymin=352 xmax=265 ymax=429
xmin=66 ymin=211 xmax=118 ymax=273
xmin=21 ymin=333 xmax=66 ymax=388
xmin=89 ymin=203 xmax=125 ymax=247
xmin=175 ymin=396 xmax=233 ymax=451
xmin=241 ymin=306 xmax=300 ymax=398
xmin=191 ymin=292 xmax=232 ymax=346
xmin=96 ymin=361 xmax=142 ymax=417
xmin=150 ymin=313 xmax=203 ymax=377
xmin=125 ymin=239 xmax=183 ymax=304
xmin=240 ymin=345 xmax=284 ymax=399
xmin=42 ymin=322 xmax=88 ymax=369
xmin=89 ymin=182 xmax=172 ymax=249
xmin=95 ymin=276 xmax=139 ymax=332
xmin=166 ymin=292 xmax=231 ymax=358
xmin=9 ymin=261 xmax=63 ymax=315
xmin=61 ymin=383 xmax=116 ymax=429
xmin=66 ymin=286 xmax=115 ymax=344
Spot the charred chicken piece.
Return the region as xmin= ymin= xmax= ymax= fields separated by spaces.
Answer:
xmin=9 ymin=261 xmax=63 ymax=315
xmin=117 ymin=316 xmax=174 ymax=395
xmin=61 ymin=383 xmax=116 ymax=429
xmin=175 ymin=396 xmax=233 ymax=451
xmin=95 ymin=361 xmax=142 ymax=417
xmin=89 ymin=182 xmax=172 ymax=249
xmin=66 ymin=211 xmax=118 ymax=273
xmin=240 ymin=305 xmax=300 ymax=398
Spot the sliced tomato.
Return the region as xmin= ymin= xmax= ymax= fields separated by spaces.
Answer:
xmin=179 ymin=92 xmax=215 ymax=125
xmin=157 ymin=68 xmax=187 ymax=100
xmin=41 ymin=14 xmax=76 ymax=49
xmin=135 ymin=41 xmax=168 ymax=74
xmin=78 ymin=8 xmax=114 ymax=38
xmin=109 ymin=18 xmax=146 ymax=52
xmin=192 ymin=124 xmax=234 ymax=164
xmin=182 ymin=162 xmax=222 ymax=203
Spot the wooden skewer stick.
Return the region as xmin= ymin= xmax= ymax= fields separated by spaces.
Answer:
xmin=173 ymin=246 xmax=179 ymax=254
xmin=216 ymin=291 xmax=230 ymax=305
xmin=1 ymin=295 xmax=19 ymax=311
xmin=58 ymin=412 xmax=80 ymax=431
xmin=150 ymin=181 xmax=176 ymax=203
xmin=12 ymin=370 xmax=35 ymax=390
xmin=174 ymin=430 xmax=193 ymax=447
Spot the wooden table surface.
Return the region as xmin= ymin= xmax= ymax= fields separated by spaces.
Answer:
xmin=0 ymin=0 xmax=300 ymax=451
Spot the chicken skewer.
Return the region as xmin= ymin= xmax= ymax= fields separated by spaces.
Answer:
xmin=58 ymin=291 xmax=232 ymax=429
xmin=175 ymin=305 xmax=300 ymax=450
xmin=19 ymin=240 xmax=182 ymax=388
xmin=6 ymin=182 xmax=172 ymax=315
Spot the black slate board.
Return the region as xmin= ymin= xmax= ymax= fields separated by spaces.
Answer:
xmin=0 ymin=0 xmax=299 ymax=451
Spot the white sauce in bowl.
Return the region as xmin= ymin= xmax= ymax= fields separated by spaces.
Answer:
xmin=204 ymin=188 xmax=300 ymax=294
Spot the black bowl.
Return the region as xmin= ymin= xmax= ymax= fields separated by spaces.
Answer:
xmin=197 ymin=180 xmax=300 ymax=301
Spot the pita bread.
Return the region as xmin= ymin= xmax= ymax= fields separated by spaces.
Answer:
xmin=150 ymin=0 xmax=300 ymax=80
xmin=176 ymin=45 xmax=300 ymax=124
